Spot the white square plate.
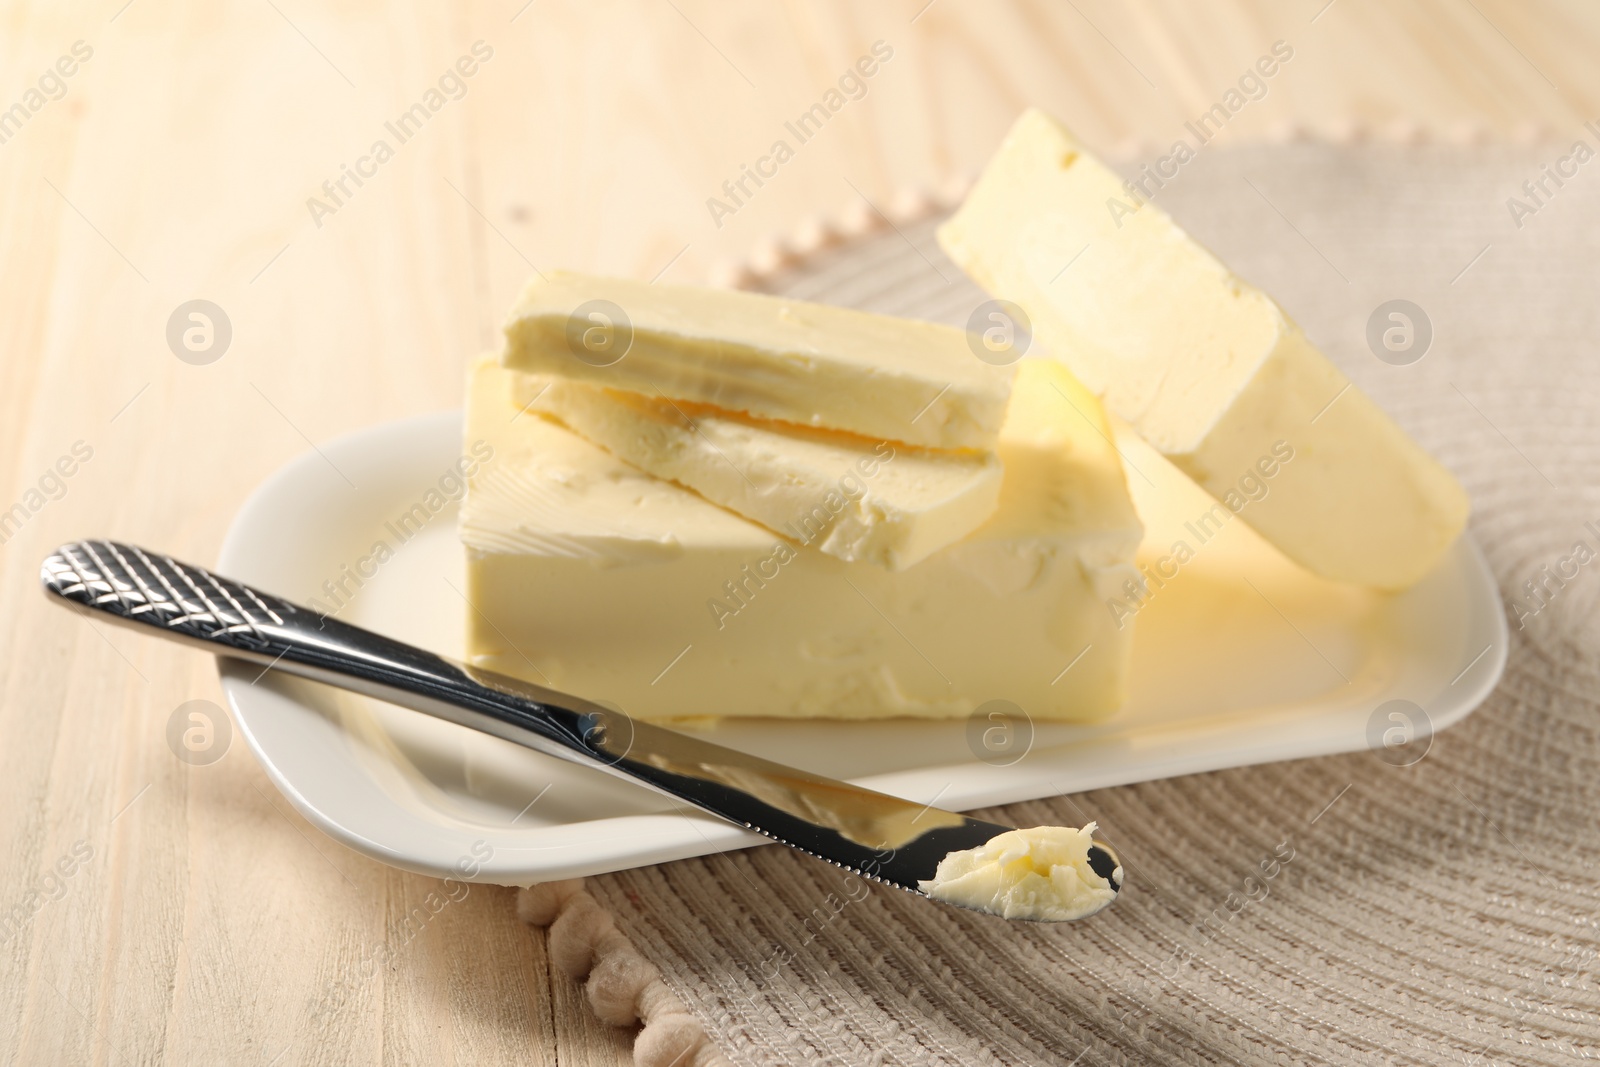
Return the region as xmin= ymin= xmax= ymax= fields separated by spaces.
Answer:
xmin=216 ymin=407 xmax=1506 ymax=885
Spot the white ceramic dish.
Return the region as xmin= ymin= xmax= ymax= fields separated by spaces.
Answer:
xmin=217 ymin=410 xmax=1508 ymax=884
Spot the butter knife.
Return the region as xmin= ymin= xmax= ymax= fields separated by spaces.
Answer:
xmin=40 ymin=540 xmax=1120 ymax=920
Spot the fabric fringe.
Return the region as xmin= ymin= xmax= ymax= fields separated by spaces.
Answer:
xmin=519 ymin=880 xmax=736 ymax=1067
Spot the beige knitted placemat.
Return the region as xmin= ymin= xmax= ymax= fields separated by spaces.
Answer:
xmin=520 ymin=140 xmax=1600 ymax=1067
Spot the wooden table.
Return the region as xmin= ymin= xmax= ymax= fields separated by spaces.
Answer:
xmin=1 ymin=2 xmax=1593 ymax=1062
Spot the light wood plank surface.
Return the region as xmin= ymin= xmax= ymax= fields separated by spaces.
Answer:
xmin=1 ymin=2 xmax=1594 ymax=1063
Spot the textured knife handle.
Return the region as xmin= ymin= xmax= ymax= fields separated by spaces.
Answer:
xmin=39 ymin=539 xmax=615 ymax=762
xmin=40 ymin=539 xmax=487 ymax=690
xmin=41 ymin=540 xmax=299 ymax=655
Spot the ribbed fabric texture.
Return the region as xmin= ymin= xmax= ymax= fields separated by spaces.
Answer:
xmin=568 ymin=143 xmax=1600 ymax=1066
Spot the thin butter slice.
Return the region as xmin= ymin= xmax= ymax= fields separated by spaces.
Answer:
xmin=938 ymin=107 xmax=1470 ymax=589
xmin=500 ymin=271 xmax=1015 ymax=449
xmin=510 ymin=372 xmax=1004 ymax=571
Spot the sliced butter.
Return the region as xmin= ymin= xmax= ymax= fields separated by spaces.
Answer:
xmin=460 ymin=355 xmax=1141 ymax=721
xmin=500 ymin=271 xmax=1015 ymax=449
xmin=938 ymin=108 xmax=1470 ymax=589
xmin=509 ymin=372 xmax=1003 ymax=571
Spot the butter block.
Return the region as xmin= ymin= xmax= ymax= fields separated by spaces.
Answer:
xmin=500 ymin=271 xmax=1015 ymax=449
xmin=938 ymin=108 xmax=1470 ymax=589
xmin=461 ymin=355 xmax=1141 ymax=721
xmin=509 ymin=372 xmax=1004 ymax=571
